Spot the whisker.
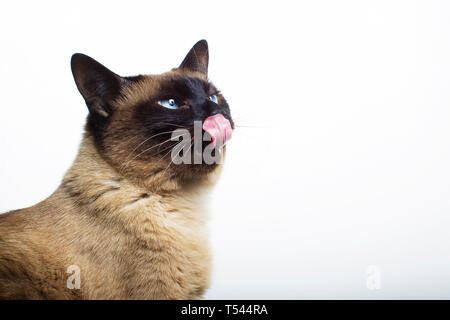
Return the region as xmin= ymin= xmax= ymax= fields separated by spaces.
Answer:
xmin=159 ymin=140 xmax=194 ymax=184
xmin=156 ymin=136 xmax=194 ymax=156
xmin=120 ymin=132 xmax=186 ymax=174
xmin=119 ymin=130 xmax=176 ymax=173
xmin=233 ymin=124 xmax=269 ymax=128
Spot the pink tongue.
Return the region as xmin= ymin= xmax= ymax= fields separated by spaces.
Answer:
xmin=202 ymin=114 xmax=233 ymax=147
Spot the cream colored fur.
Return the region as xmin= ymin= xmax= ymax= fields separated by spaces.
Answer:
xmin=0 ymin=134 xmax=219 ymax=299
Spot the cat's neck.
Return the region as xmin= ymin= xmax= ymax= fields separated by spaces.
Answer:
xmin=56 ymin=134 xmax=210 ymax=222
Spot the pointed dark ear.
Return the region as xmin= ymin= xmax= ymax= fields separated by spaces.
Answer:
xmin=71 ymin=53 xmax=125 ymax=117
xmin=179 ymin=40 xmax=209 ymax=76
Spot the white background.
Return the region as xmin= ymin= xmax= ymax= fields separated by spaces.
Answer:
xmin=1 ymin=0 xmax=450 ymax=299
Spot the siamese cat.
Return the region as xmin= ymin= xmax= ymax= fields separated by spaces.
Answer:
xmin=0 ymin=40 xmax=234 ymax=299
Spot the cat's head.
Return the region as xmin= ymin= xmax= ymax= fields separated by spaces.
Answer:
xmin=71 ymin=40 xmax=233 ymax=188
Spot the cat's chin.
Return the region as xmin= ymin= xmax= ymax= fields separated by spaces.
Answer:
xmin=170 ymin=145 xmax=227 ymax=179
xmin=171 ymin=163 xmax=223 ymax=188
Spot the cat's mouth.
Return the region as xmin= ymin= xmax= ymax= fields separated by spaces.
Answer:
xmin=202 ymin=114 xmax=233 ymax=147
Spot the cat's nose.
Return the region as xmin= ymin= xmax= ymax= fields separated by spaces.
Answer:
xmin=203 ymin=99 xmax=222 ymax=117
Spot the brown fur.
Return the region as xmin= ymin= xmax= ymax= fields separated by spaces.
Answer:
xmin=0 ymin=133 xmax=219 ymax=299
xmin=0 ymin=41 xmax=229 ymax=299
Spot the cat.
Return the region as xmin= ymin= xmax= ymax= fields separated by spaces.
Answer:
xmin=0 ymin=40 xmax=234 ymax=299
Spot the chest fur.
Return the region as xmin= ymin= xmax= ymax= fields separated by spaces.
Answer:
xmin=70 ymin=196 xmax=212 ymax=299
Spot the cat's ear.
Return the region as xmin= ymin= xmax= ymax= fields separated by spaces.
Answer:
xmin=179 ymin=40 xmax=209 ymax=76
xmin=71 ymin=53 xmax=126 ymax=117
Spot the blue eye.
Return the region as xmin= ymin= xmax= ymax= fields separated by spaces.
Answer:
xmin=209 ymin=95 xmax=218 ymax=104
xmin=158 ymin=99 xmax=179 ymax=110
